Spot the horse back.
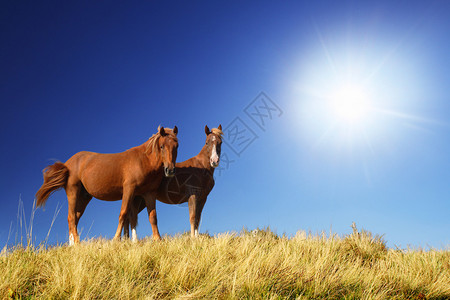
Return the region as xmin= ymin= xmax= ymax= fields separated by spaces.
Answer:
xmin=65 ymin=148 xmax=159 ymax=200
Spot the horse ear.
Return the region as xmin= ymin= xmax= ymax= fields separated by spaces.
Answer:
xmin=218 ymin=124 xmax=222 ymax=131
xmin=205 ymin=125 xmax=211 ymax=135
xmin=159 ymin=126 xmax=167 ymax=136
xmin=173 ymin=126 xmax=178 ymax=135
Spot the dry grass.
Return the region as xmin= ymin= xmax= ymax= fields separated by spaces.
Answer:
xmin=1 ymin=227 xmax=449 ymax=299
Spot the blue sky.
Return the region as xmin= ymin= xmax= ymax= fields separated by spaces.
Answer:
xmin=1 ymin=1 xmax=449 ymax=249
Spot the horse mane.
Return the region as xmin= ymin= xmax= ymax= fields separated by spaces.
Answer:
xmin=145 ymin=126 xmax=178 ymax=154
xmin=211 ymin=127 xmax=223 ymax=138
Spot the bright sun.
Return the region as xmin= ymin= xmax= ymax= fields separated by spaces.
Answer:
xmin=329 ymin=83 xmax=371 ymax=125
xmin=294 ymin=23 xmax=431 ymax=174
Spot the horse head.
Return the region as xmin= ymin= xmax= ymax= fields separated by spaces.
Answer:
xmin=158 ymin=126 xmax=178 ymax=177
xmin=204 ymin=124 xmax=222 ymax=168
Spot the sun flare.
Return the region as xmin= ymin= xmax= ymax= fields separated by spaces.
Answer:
xmin=294 ymin=22 xmax=433 ymax=163
xmin=329 ymin=83 xmax=371 ymax=124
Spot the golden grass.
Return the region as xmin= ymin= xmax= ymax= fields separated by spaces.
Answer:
xmin=1 ymin=227 xmax=449 ymax=299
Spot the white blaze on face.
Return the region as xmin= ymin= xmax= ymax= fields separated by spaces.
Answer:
xmin=210 ymin=136 xmax=219 ymax=167
xmin=194 ymin=229 xmax=199 ymax=237
xmin=69 ymin=233 xmax=74 ymax=246
xmin=131 ymin=228 xmax=138 ymax=243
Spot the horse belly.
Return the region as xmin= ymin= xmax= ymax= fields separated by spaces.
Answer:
xmin=156 ymin=171 xmax=206 ymax=205
xmin=82 ymin=178 xmax=123 ymax=200
xmin=88 ymin=187 xmax=122 ymax=201
xmin=80 ymin=157 xmax=124 ymax=201
xmin=157 ymin=191 xmax=186 ymax=205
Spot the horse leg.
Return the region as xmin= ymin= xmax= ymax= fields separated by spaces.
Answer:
xmin=195 ymin=198 xmax=207 ymax=237
xmin=188 ymin=195 xmax=205 ymax=238
xmin=122 ymin=196 xmax=141 ymax=241
xmin=113 ymin=186 xmax=134 ymax=241
xmin=188 ymin=195 xmax=197 ymax=237
xmin=144 ymin=195 xmax=161 ymax=241
xmin=123 ymin=218 xmax=130 ymax=239
xmin=75 ymin=191 xmax=92 ymax=229
xmin=127 ymin=196 xmax=142 ymax=243
xmin=123 ymin=208 xmax=131 ymax=240
xmin=66 ymin=183 xmax=82 ymax=245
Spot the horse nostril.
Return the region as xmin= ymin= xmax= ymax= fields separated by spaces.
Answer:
xmin=164 ymin=167 xmax=175 ymax=176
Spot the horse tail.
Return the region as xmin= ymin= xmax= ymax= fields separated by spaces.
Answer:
xmin=35 ymin=162 xmax=69 ymax=207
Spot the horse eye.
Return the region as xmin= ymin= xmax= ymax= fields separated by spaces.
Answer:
xmin=160 ymin=145 xmax=164 ymax=149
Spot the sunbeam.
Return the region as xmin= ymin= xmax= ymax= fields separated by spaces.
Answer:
xmin=292 ymin=21 xmax=444 ymax=185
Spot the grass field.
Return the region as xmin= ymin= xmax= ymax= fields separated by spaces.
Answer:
xmin=1 ymin=226 xmax=449 ymax=299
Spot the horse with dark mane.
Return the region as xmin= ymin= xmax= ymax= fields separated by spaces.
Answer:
xmin=36 ymin=126 xmax=178 ymax=245
xmin=125 ymin=125 xmax=222 ymax=241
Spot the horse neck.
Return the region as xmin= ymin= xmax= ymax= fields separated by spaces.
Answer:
xmin=138 ymin=141 xmax=163 ymax=170
xmin=196 ymin=145 xmax=215 ymax=174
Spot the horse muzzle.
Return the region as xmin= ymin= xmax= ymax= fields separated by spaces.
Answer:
xmin=164 ymin=167 xmax=176 ymax=177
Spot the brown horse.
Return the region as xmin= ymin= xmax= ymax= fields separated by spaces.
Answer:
xmin=35 ymin=126 xmax=178 ymax=245
xmin=125 ymin=125 xmax=222 ymax=241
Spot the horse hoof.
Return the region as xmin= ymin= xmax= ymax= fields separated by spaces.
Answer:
xmin=69 ymin=233 xmax=78 ymax=246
